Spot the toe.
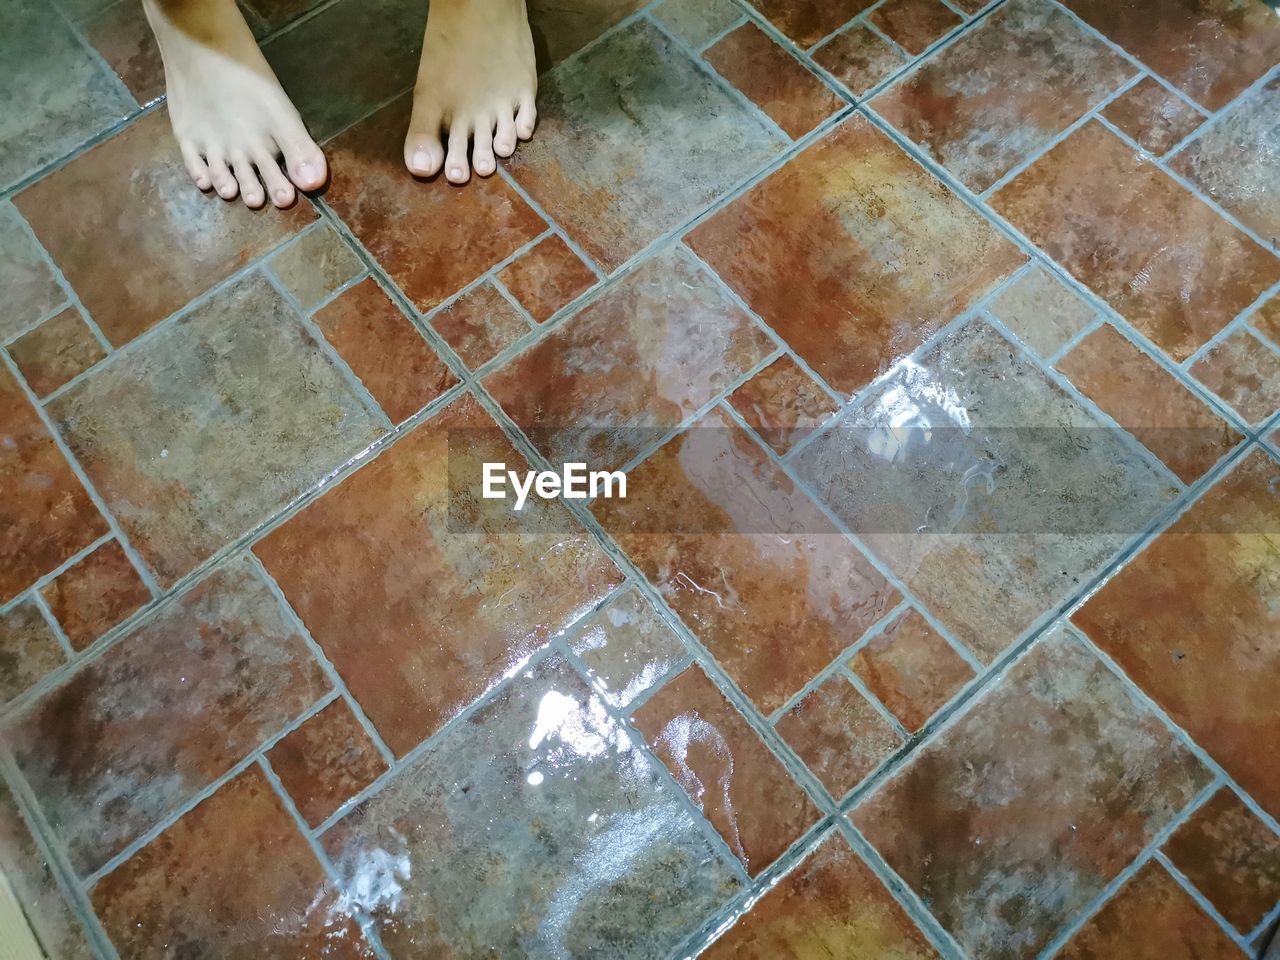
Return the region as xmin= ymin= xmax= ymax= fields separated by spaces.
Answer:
xmin=207 ymin=153 xmax=239 ymax=201
xmin=254 ymin=150 xmax=296 ymax=208
xmin=472 ymin=116 xmax=496 ymax=177
xmin=515 ymin=95 xmax=537 ymax=140
xmin=231 ymin=153 xmax=266 ymax=209
xmin=404 ymin=105 xmax=445 ymax=176
xmin=494 ymin=112 xmax=517 ymax=158
xmin=276 ymin=121 xmax=326 ymax=191
xmin=445 ymin=123 xmax=471 ymax=184
xmin=180 ymin=141 xmax=212 ymax=191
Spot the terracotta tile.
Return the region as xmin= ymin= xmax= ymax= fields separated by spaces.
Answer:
xmin=0 ymin=599 xmax=67 ymax=705
xmin=0 ymin=365 xmax=107 ymax=605
xmin=688 ymin=114 xmax=1024 ymax=396
xmin=1073 ymin=450 xmax=1280 ymax=819
xmin=849 ymin=608 xmax=975 ymax=732
xmin=496 ymin=234 xmax=597 ymax=322
xmin=1059 ymin=0 xmax=1280 ymax=111
xmin=568 ymin=586 xmax=687 ymax=707
xmin=794 ymin=320 xmax=1176 ymax=660
xmin=1165 ymin=788 xmax=1280 ymax=934
xmin=871 ymin=0 xmax=1132 ymax=192
xmin=989 ymin=265 xmax=1097 ymax=358
xmin=325 ymin=95 xmax=545 ymax=312
xmin=595 ymin=409 xmax=899 ymax=712
xmin=8 ymin=307 xmax=107 ymax=397
xmin=93 ymin=767 xmax=370 ymax=959
xmin=1191 ymin=328 xmax=1280 ymax=425
xmin=49 ymin=273 xmax=384 ymax=587
xmin=652 ymin=0 xmax=743 ymax=47
xmin=323 ymin=655 xmax=741 ymax=957
xmin=1058 ymin=861 xmax=1245 ymax=960
xmin=527 ymin=0 xmax=648 ymax=69
xmin=869 ymin=0 xmax=962 ymax=54
xmin=507 ymin=20 xmax=782 ymax=271
xmin=701 ymin=832 xmax=939 ymax=959
xmin=1102 ymin=77 xmax=1205 ymax=155
xmin=852 ymin=627 xmax=1210 ymax=958
xmin=7 ymin=559 xmax=329 ymax=874
xmin=751 ymin=0 xmax=876 ymax=46
xmin=255 ymin=393 xmax=621 ymax=756
xmin=40 ymin=539 xmax=149 ymax=651
xmin=993 ymin=122 xmax=1280 ymax=362
xmin=1058 ymin=323 xmax=1242 ymax=483
xmin=727 ymin=353 xmax=839 ymax=453
xmin=314 ymin=277 xmax=457 ymax=424
xmin=267 ymin=699 xmax=388 ymax=827
xmin=15 ymin=109 xmax=315 ymax=348
xmin=82 ymin=0 xmax=165 ymax=107
xmin=0 ymin=204 xmax=65 ymax=342
xmin=1253 ymin=296 xmax=1280 ymax=344
xmin=705 ymin=23 xmax=846 ymax=139
xmin=812 ymin=26 xmax=909 ymax=97
xmin=486 ymin=251 xmax=774 ymax=470
xmin=633 ymin=664 xmax=822 ymax=875
xmin=774 ymin=674 xmax=903 ymax=798
xmin=949 ymin=0 xmax=986 ymax=12
xmin=429 ymin=282 xmax=529 ymax=368
xmin=268 ymin=223 xmax=365 ymax=310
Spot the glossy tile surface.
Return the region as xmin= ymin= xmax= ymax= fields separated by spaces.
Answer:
xmin=40 ymin=539 xmax=150 ymax=651
xmin=0 ymin=599 xmax=67 ymax=705
xmin=496 ymin=233 xmax=598 ymax=322
xmin=1189 ymin=327 xmax=1280 ymax=425
xmin=8 ymin=307 xmax=106 ymax=397
xmin=1102 ymin=77 xmax=1205 ymax=155
xmin=726 ymin=353 xmax=839 ymax=453
xmin=568 ymin=586 xmax=687 ymax=708
xmin=988 ymin=264 xmax=1096 ymax=359
xmin=429 ymin=281 xmax=530 ymax=368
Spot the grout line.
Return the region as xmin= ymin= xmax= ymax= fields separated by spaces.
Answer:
xmin=28 ymin=590 xmax=77 ymax=661
xmin=1154 ymin=849 xmax=1254 ymax=951
xmin=487 ymin=273 xmax=541 ymax=331
xmin=693 ymin=13 xmax=749 ymax=52
xmin=1181 ymin=277 xmax=1280 ymax=371
xmin=1250 ymin=897 xmax=1280 ymax=948
xmin=302 ymin=267 xmax=373 ymax=316
xmin=841 ymin=662 xmax=912 ymax=743
xmin=1160 ymin=62 xmax=1280 ymax=161
xmin=1044 ymin=315 xmax=1106 ymax=368
xmin=0 ymin=532 xmax=112 ymax=613
xmin=46 ymin=0 xmax=139 ymax=115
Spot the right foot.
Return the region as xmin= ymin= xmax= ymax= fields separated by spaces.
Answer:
xmin=143 ymin=0 xmax=327 ymax=208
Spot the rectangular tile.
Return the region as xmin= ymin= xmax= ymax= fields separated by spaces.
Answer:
xmin=652 ymin=0 xmax=743 ymax=47
xmin=429 ymin=281 xmax=529 ymax=369
xmin=812 ymin=26 xmax=909 ymax=98
xmin=267 ymin=223 xmax=365 ymax=310
xmin=0 ymin=204 xmax=64 ymax=340
xmin=0 ymin=599 xmax=67 ymax=706
xmin=568 ymin=586 xmax=687 ymax=708
xmin=726 ymin=353 xmax=839 ymax=454
xmin=495 ymin=234 xmax=598 ymax=322
xmin=1102 ymin=77 xmax=1204 ymax=155
xmin=9 ymin=307 xmax=107 ymax=397
xmin=868 ymin=0 xmax=961 ymax=55
xmin=527 ymin=0 xmax=647 ymax=68
xmin=989 ymin=264 xmax=1097 ymax=359
xmin=81 ymin=0 xmax=164 ymax=107
xmin=40 ymin=539 xmax=150 ymax=651
xmin=751 ymin=0 xmax=876 ymax=46
xmin=1191 ymin=327 xmax=1280 ymax=425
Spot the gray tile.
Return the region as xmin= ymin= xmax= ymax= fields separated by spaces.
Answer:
xmin=0 ymin=204 xmax=64 ymax=341
xmin=653 ymin=0 xmax=743 ymax=47
xmin=569 ymin=587 xmax=686 ymax=707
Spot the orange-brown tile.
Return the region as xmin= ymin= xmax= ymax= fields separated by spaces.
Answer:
xmin=0 ymin=204 xmax=65 ymax=341
xmin=267 ymin=223 xmax=365 ymax=310
xmin=726 ymin=353 xmax=839 ymax=453
xmin=8 ymin=307 xmax=106 ymax=397
xmin=568 ymin=586 xmax=687 ymax=707
xmin=812 ymin=25 xmax=909 ymax=97
xmin=429 ymin=282 xmax=529 ymax=368
xmin=633 ymin=664 xmax=821 ymax=875
xmin=1190 ymin=327 xmax=1280 ymax=425
xmin=0 ymin=599 xmax=66 ymax=705
xmin=993 ymin=122 xmax=1280 ymax=362
xmin=496 ymin=233 xmax=597 ymax=322
xmin=82 ymin=0 xmax=164 ymax=106
xmin=751 ymin=0 xmax=876 ymax=46
xmin=848 ymin=608 xmax=974 ymax=732
xmin=40 ymin=539 xmax=149 ymax=651
xmin=869 ymin=0 xmax=961 ymax=54
xmin=1255 ymin=296 xmax=1280 ymax=344
xmin=1102 ymin=77 xmax=1205 ymax=155
xmin=1058 ymin=323 xmax=1242 ymax=483
xmin=689 ymin=114 xmax=1024 ymax=396
xmin=989 ymin=264 xmax=1097 ymax=358
xmin=704 ymin=22 xmax=846 ymax=139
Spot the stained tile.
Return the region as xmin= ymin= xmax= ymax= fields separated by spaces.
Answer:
xmin=0 ymin=600 xmax=66 ymax=705
xmin=633 ymin=664 xmax=822 ymax=875
xmin=568 ymin=586 xmax=686 ymax=708
xmin=751 ymin=0 xmax=875 ymax=46
xmin=812 ymin=25 xmax=909 ymax=97
xmin=0 ymin=365 xmax=107 ymax=605
xmin=507 ymin=20 xmax=782 ymax=271
xmin=795 ymin=320 xmax=1175 ymax=660
xmin=993 ymin=122 xmax=1280 ymax=362
xmin=1073 ymin=449 xmax=1280 ymax=819
xmin=496 ymin=234 xmax=598 ymax=322
xmin=701 ymin=832 xmax=939 ymax=959
xmin=82 ymin=0 xmax=165 ymax=107
xmin=323 ymin=655 xmax=741 ymax=957
xmin=314 ymin=277 xmax=456 ymax=424
xmin=266 ymin=698 xmax=388 ymax=827
xmin=326 ymin=95 xmax=545 ymax=312
xmin=871 ymin=0 xmax=1132 ymax=192
xmin=1058 ymin=323 xmax=1242 ymax=483
xmin=1191 ymin=327 xmax=1280 ymax=425
xmin=1254 ymin=296 xmax=1280 ymax=344
xmin=268 ymin=224 xmax=365 ymax=310
xmin=40 ymin=539 xmax=149 ymax=652
xmin=848 ymin=608 xmax=975 ymax=732
xmin=16 ymin=109 xmax=315 ymax=347
xmin=704 ymin=22 xmax=846 ymax=139
xmin=652 ymin=0 xmax=743 ymax=47
xmin=1102 ymin=77 xmax=1205 ymax=155
xmin=49 ymin=273 xmax=384 ymax=586
xmin=989 ymin=265 xmax=1097 ymax=358
xmin=7 ymin=559 xmax=329 ymax=874
xmin=255 ymin=393 xmax=621 ymax=756
xmin=0 ymin=205 xmax=64 ymax=341
xmin=688 ymin=114 xmax=1024 ymax=396
xmin=486 ymin=251 xmax=774 ymax=470
xmin=595 ymin=409 xmax=899 ymax=712
xmin=8 ymin=308 xmax=107 ymax=397
xmin=727 ymin=353 xmax=839 ymax=453
xmin=429 ymin=282 xmax=529 ymax=368
xmin=527 ymin=0 xmax=648 ymax=69
xmin=869 ymin=0 xmax=962 ymax=54
xmin=774 ymin=674 xmax=903 ymax=798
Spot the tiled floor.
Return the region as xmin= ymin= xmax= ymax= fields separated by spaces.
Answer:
xmin=0 ymin=0 xmax=1278 ymax=957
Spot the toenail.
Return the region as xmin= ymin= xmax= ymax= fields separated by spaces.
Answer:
xmin=298 ymin=161 xmax=315 ymax=180
xmin=275 ymin=189 xmax=290 ymax=203
xmin=411 ymin=150 xmax=431 ymax=173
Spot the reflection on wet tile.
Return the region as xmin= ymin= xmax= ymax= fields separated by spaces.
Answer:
xmin=93 ymin=766 xmax=370 ymax=959
xmin=324 ymin=655 xmax=741 ymax=957
xmin=812 ymin=26 xmax=909 ymax=97
xmin=1190 ymin=328 xmax=1280 ymax=427
xmin=9 ymin=308 xmax=106 ymax=397
xmin=1102 ymin=77 xmax=1204 ymax=155
xmin=1073 ymin=450 xmax=1280 ymax=819
xmin=0 ymin=599 xmax=66 ymax=705
xmin=0 ymin=205 xmax=64 ymax=341
xmin=1058 ymin=323 xmax=1242 ymax=483
xmin=993 ymin=122 xmax=1280 ymax=362
xmin=653 ymin=0 xmax=742 ymax=47
xmin=40 ymin=539 xmax=150 ymax=651
xmin=256 ymin=394 xmax=621 ymax=756
xmin=496 ymin=234 xmax=598 ymax=322
xmin=752 ymin=0 xmax=875 ymax=46
xmin=595 ymin=409 xmax=899 ymax=712
xmin=868 ymin=0 xmax=961 ymax=54
xmin=508 ymin=20 xmax=782 ymax=271
xmin=702 ymin=832 xmax=939 ymax=958
xmin=429 ymin=282 xmax=529 ymax=368
xmin=727 ymin=353 xmax=839 ymax=453
xmin=50 ymin=273 xmax=384 ymax=586
xmin=16 ymin=109 xmax=315 ymax=347
xmin=688 ymin=114 xmax=1024 ymax=396
xmin=82 ymin=0 xmax=165 ymax=107
xmin=989 ymin=265 xmax=1096 ymax=359
xmin=568 ymin=586 xmax=686 ymax=708
xmin=795 ymin=320 xmax=1175 ymax=659
xmin=7 ymin=559 xmax=329 ymax=874
xmin=268 ymin=224 xmax=365 ymax=310
xmin=633 ymin=664 xmax=821 ymax=875
xmin=527 ymin=0 xmax=647 ymax=69
xmin=486 ymin=252 xmax=773 ymax=470
xmin=871 ymin=0 xmax=1132 ymax=192
xmin=853 ymin=628 xmax=1210 ymax=958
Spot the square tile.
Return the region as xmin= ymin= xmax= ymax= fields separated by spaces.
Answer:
xmin=688 ymin=114 xmax=1025 ymax=396
xmin=989 ymin=264 xmax=1097 ymax=359
xmin=1073 ymin=449 xmax=1280 ymax=819
xmin=794 ymin=320 xmax=1176 ymax=660
xmin=507 ymin=20 xmax=782 ymax=271
xmin=82 ymin=0 xmax=165 ymax=107
xmin=852 ymin=627 xmax=1210 ymax=958
xmin=496 ymin=233 xmax=598 ymax=322
xmin=322 ymin=655 xmax=742 ymax=957
xmin=6 ymin=559 xmax=330 ymax=874
xmin=8 ymin=307 xmax=106 ymax=397
xmin=870 ymin=0 xmax=1132 ymax=192
xmin=594 ymin=408 xmax=899 ymax=713
xmin=49 ymin=272 xmax=385 ymax=586
xmin=255 ymin=393 xmax=621 ymax=756
xmin=868 ymin=0 xmax=962 ymax=55
xmin=268 ymin=223 xmax=365 ymax=310
xmin=633 ymin=664 xmax=822 ymax=875
xmin=527 ymin=0 xmax=648 ymax=69
xmin=1102 ymin=77 xmax=1205 ymax=155
xmin=812 ymin=26 xmax=909 ymax=97
xmin=751 ymin=0 xmax=875 ymax=46
xmin=726 ymin=353 xmax=839 ymax=453
xmin=0 ymin=204 xmax=64 ymax=341
xmin=568 ymin=586 xmax=687 ymax=708
xmin=993 ymin=122 xmax=1280 ymax=362
xmin=652 ymin=0 xmax=743 ymax=47
xmin=16 ymin=109 xmax=315 ymax=348
xmin=0 ymin=599 xmax=67 ymax=705
xmin=1191 ymin=328 xmax=1280 ymax=426
xmin=40 ymin=539 xmax=150 ymax=651
xmin=429 ymin=282 xmax=529 ymax=368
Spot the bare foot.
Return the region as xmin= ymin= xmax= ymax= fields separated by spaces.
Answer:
xmin=143 ymin=0 xmax=327 ymax=208
xmin=404 ymin=0 xmax=537 ymax=184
